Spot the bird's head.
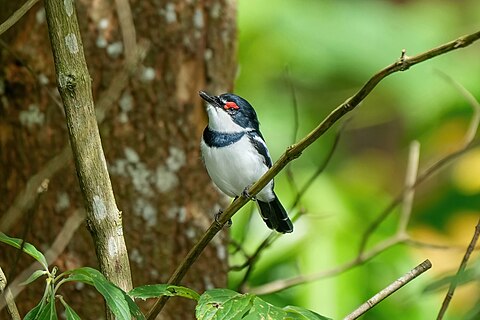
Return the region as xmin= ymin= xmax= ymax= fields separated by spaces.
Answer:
xmin=199 ymin=91 xmax=260 ymax=133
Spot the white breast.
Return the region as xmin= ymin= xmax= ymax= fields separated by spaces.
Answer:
xmin=200 ymin=135 xmax=274 ymax=202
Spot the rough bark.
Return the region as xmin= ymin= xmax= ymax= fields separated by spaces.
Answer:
xmin=0 ymin=0 xmax=236 ymax=319
xmin=44 ymin=0 xmax=133 ymax=298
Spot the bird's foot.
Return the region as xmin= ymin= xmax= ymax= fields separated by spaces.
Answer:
xmin=214 ymin=210 xmax=232 ymax=228
xmin=242 ymin=187 xmax=256 ymax=201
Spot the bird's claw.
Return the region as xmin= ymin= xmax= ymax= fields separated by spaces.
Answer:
xmin=214 ymin=210 xmax=232 ymax=228
xmin=242 ymin=187 xmax=256 ymax=201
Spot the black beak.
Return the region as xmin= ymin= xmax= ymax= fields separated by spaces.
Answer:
xmin=199 ymin=90 xmax=220 ymax=107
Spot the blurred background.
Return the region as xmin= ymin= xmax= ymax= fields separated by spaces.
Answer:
xmin=228 ymin=0 xmax=480 ymax=319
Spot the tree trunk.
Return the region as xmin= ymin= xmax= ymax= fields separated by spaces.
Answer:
xmin=0 ymin=0 xmax=236 ymax=319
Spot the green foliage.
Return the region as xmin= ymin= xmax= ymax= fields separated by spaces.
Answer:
xmin=63 ymin=267 xmax=144 ymax=320
xmin=129 ymin=284 xmax=200 ymax=301
xmin=1 ymin=232 xmax=329 ymax=319
xmin=0 ymin=232 xmax=48 ymax=270
xmin=59 ymin=297 xmax=81 ymax=320
xmin=195 ymin=289 xmax=331 ymax=320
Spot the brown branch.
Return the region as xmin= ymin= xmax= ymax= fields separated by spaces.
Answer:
xmin=113 ymin=0 xmax=137 ymax=65
xmin=249 ymin=141 xmax=420 ymax=295
xmin=44 ymin=2 xmax=133 ymax=314
xmin=146 ymin=30 xmax=480 ymax=320
xmin=232 ymin=125 xmax=343 ymax=291
xmin=249 ymin=100 xmax=479 ymax=295
xmin=0 ymin=0 xmax=40 ymax=36
xmin=358 ymin=67 xmax=480 ymax=255
xmin=250 ymin=235 xmax=407 ymax=295
xmin=436 ymin=217 xmax=480 ymax=320
xmin=343 ymin=259 xmax=432 ymax=320
xmin=406 ymin=239 xmax=480 ymax=251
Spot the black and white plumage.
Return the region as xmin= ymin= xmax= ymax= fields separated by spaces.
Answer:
xmin=199 ymin=91 xmax=293 ymax=233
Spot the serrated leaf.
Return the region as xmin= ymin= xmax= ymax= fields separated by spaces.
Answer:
xmin=196 ymin=289 xmax=254 ymax=320
xmin=284 ymin=306 xmax=332 ymax=320
xmin=66 ymin=267 xmax=144 ymax=320
xmin=129 ymin=284 xmax=200 ymax=301
xmin=59 ymin=297 xmax=81 ymax=320
xmin=0 ymin=232 xmax=48 ymax=270
xmin=21 ymin=270 xmax=48 ymax=286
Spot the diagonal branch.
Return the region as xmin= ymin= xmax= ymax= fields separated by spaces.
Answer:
xmin=146 ymin=30 xmax=480 ymax=320
xmin=231 ymin=124 xmax=344 ymax=292
xmin=249 ymin=140 xmax=421 ymax=295
xmin=436 ymin=217 xmax=480 ymax=320
xmin=344 ymin=259 xmax=432 ymax=320
xmin=0 ymin=0 xmax=40 ymax=36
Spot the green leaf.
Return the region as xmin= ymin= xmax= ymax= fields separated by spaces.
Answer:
xmin=36 ymin=297 xmax=57 ymax=320
xmin=284 ymin=306 xmax=332 ymax=320
xmin=24 ymin=300 xmax=46 ymax=320
xmin=196 ymin=289 xmax=331 ymax=320
xmin=0 ymin=232 xmax=48 ymax=270
xmin=243 ymin=297 xmax=286 ymax=319
xmin=129 ymin=284 xmax=200 ymax=301
xmin=62 ymin=272 xmax=94 ymax=286
xmin=20 ymin=270 xmax=48 ymax=286
xmin=59 ymin=297 xmax=81 ymax=320
xmin=196 ymin=289 xmax=255 ymax=320
xmin=65 ymin=267 xmax=144 ymax=320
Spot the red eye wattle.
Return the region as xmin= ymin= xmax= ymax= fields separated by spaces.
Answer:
xmin=224 ymin=102 xmax=239 ymax=110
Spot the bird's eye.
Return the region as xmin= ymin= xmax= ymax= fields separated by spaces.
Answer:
xmin=224 ymin=102 xmax=239 ymax=110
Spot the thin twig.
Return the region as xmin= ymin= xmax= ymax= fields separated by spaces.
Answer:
xmin=247 ymin=131 xmax=416 ymax=294
xmin=146 ymin=30 xmax=480 ymax=319
xmin=249 ymin=125 xmax=468 ymax=295
xmin=343 ymin=259 xmax=432 ymax=320
xmin=0 ymin=267 xmax=21 ymax=320
xmin=250 ymin=235 xmax=407 ymax=295
xmin=406 ymin=239 xmax=480 ymax=251
xmin=435 ymin=70 xmax=480 ymax=147
xmin=398 ymin=141 xmax=420 ymax=234
xmin=284 ymin=66 xmax=301 ymax=196
xmin=113 ymin=0 xmax=137 ymax=65
xmin=0 ymin=0 xmax=40 ymax=36
xmin=436 ymin=217 xmax=480 ymax=320
xmin=358 ymin=87 xmax=480 ymax=255
xmin=248 ymin=142 xmax=478 ymax=295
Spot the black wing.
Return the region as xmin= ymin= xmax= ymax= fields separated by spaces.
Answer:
xmin=247 ymin=131 xmax=272 ymax=168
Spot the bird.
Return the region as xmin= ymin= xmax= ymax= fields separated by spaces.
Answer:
xmin=199 ymin=90 xmax=293 ymax=233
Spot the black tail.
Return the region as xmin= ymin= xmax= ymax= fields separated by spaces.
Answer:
xmin=257 ymin=194 xmax=293 ymax=233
